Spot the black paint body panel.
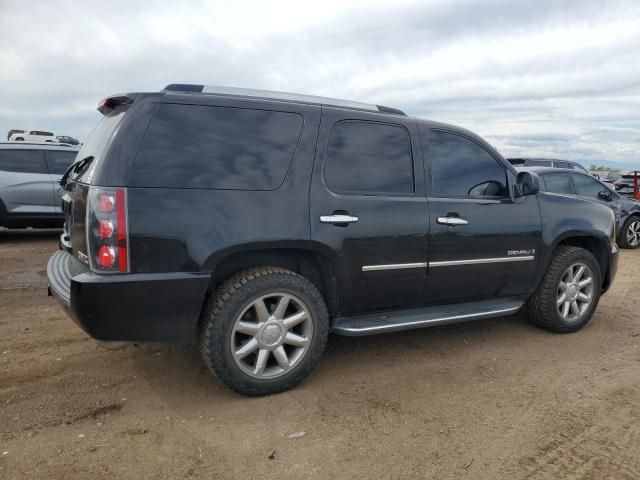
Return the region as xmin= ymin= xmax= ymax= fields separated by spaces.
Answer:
xmin=48 ymin=90 xmax=619 ymax=342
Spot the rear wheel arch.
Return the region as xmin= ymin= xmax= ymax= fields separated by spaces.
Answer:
xmin=206 ymin=247 xmax=338 ymax=317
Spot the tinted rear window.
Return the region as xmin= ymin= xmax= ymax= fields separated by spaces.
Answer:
xmin=48 ymin=150 xmax=78 ymax=174
xmin=131 ymin=104 xmax=304 ymax=190
xmin=0 ymin=149 xmax=47 ymax=173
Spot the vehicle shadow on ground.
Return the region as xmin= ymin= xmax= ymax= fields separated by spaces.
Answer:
xmin=126 ymin=311 xmax=541 ymax=407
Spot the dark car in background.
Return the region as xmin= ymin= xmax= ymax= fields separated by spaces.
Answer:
xmin=508 ymin=157 xmax=591 ymax=174
xmin=0 ymin=142 xmax=79 ymax=228
xmin=523 ymin=167 xmax=640 ymax=249
xmin=57 ymin=135 xmax=80 ymax=146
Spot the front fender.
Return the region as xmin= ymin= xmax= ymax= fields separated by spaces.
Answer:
xmin=532 ymin=193 xmax=616 ymax=289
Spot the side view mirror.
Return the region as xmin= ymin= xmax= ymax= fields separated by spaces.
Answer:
xmin=515 ymin=171 xmax=540 ymax=197
xmin=598 ymin=190 xmax=612 ymax=201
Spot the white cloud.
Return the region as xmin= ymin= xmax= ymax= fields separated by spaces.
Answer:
xmin=0 ymin=0 xmax=638 ymax=164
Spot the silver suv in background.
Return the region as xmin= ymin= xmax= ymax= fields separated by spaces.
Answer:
xmin=0 ymin=142 xmax=78 ymax=228
xmin=507 ymin=157 xmax=591 ymax=174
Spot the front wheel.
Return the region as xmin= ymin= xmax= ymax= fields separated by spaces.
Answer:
xmin=526 ymin=246 xmax=602 ymax=333
xmin=619 ymin=216 xmax=640 ymax=249
xmin=200 ymin=267 xmax=329 ymax=396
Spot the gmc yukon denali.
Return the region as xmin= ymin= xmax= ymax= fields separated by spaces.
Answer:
xmin=47 ymin=85 xmax=619 ymax=395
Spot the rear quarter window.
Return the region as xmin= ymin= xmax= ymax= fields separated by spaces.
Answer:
xmin=130 ymin=104 xmax=304 ymax=190
xmin=0 ymin=149 xmax=47 ymax=173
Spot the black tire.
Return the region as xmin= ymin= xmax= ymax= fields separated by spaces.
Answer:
xmin=526 ymin=246 xmax=602 ymax=333
xmin=619 ymin=216 xmax=640 ymax=249
xmin=14 ymin=137 xmax=24 ymax=141
xmin=200 ymin=267 xmax=329 ymax=396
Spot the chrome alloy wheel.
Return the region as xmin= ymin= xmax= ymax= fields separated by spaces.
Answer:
xmin=231 ymin=293 xmax=314 ymax=379
xmin=557 ymin=262 xmax=595 ymax=322
xmin=626 ymin=220 xmax=640 ymax=247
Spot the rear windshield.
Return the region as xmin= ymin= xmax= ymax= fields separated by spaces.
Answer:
xmin=72 ymin=109 xmax=127 ymax=183
xmin=130 ymin=104 xmax=303 ymax=190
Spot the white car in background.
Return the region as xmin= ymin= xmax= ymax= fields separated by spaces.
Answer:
xmin=9 ymin=130 xmax=57 ymax=143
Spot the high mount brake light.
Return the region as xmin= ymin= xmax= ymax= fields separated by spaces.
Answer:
xmin=97 ymin=95 xmax=133 ymax=115
xmin=87 ymin=187 xmax=129 ymax=273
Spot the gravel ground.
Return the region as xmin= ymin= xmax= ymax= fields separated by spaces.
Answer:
xmin=1 ymin=228 xmax=639 ymax=479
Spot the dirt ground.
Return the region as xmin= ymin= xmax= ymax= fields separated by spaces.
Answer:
xmin=1 ymin=228 xmax=639 ymax=480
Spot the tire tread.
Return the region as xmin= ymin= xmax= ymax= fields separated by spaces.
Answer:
xmin=200 ymin=267 xmax=329 ymax=396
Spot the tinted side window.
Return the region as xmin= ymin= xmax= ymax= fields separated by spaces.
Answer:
xmin=132 ymin=104 xmax=303 ymax=190
xmin=429 ymin=131 xmax=507 ymax=197
xmin=572 ymin=174 xmax=605 ymax=198
xmin=527 ymin=159 xmax=552 ymax=167
xmin=554 ymin=161 xmax=570 ymax=169
xmin=541 ymin=173 xmax=572 ymax=193
xmin=0 ymin=149 xmax=47 ymax=173
xmin=324 ymin=121 xmax=413 ymax=195
xmin=48 ymin=150 xmax=77 ymax=174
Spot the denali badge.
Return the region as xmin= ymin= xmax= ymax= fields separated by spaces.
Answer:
xmin=508 ymin=249 xmax=535 ymax=256
xmin=77 ymin=251 xmax=89 ymax=264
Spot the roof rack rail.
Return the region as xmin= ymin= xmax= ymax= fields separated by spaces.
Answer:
xmin=162 ymin=84 xmax=406 ymax=116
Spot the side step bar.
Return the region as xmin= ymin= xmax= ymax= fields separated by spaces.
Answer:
xmin=332 ymin=297 xmax=523 ymax=336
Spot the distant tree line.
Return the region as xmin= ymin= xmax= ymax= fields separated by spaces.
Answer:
xmin=589 ymin=164 xmax=618 ymax=171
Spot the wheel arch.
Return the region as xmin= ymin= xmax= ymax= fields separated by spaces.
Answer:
xmin=205 ymin=246 xmax=338 ymax=317
xmin=546 ymin=233 xmax=611 ymax=289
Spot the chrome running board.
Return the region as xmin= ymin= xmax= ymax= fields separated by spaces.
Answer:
xmin=332 ymin=297 xmax=523 ymax=336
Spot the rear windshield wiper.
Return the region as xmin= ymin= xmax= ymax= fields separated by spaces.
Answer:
xmin=59 ymin=155 xmax=94 ymax=189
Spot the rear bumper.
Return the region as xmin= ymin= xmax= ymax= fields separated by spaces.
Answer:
xmin=47 ymin=250 xmax=210 ymax=341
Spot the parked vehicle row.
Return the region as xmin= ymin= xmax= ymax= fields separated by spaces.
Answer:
xmin=0 ymin=142 xmax=79 ymax=228
xmin=47 ymin=84 xmax=618 ymax=396
xmin=613 ymin=172 xmax=640 ymax=197
xmin=7 ymin=129 xmax=80 ymax=145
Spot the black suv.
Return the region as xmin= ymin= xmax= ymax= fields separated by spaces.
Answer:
xmin=48 ymin=85 xmax=619 ymax=395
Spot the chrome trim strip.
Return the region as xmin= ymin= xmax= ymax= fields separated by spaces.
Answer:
xmin=362 ymin=262 xmax=428 ymax=272
xmin=362 ymin=256 xmax=534 ymax=272
xmin=429 ymin=256 xmax=535 ymax=267
xmin=336 ymin=305 xmax=523 ymax=334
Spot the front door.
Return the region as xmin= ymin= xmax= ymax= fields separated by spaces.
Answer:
xmin=422 ymin=129 xmax=542 ymax=304
xmin=310 ymin=108 xmax=428 ymax=314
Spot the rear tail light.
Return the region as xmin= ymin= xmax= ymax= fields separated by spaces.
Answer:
xmin=87 ymin=187 xmax=129 ymax=273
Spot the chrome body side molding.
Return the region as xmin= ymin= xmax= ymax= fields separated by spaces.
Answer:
xmin=362 ymin=256 xmax=535 ymax=272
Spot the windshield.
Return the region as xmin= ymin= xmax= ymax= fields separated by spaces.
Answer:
xmin=72 ymin=109 xmax=127 ymax=184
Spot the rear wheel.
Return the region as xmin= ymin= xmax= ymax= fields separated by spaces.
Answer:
xmin=200 ymin=267 xmax=329 ymax=396
xmin=526 ymin=246 xmax=601 ymax=333
xmin=619 ymin=216 xmax=640 ymax=249
xmin=14 ymin=137 xmax=24 ymax=141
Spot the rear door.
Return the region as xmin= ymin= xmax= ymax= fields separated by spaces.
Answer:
xmin=422 ymin=129 xmax=541 ymax=304
xmin=310 ymin=108 xmax=428 ymax=314
xmin=0 ymin=149 xmax=57 ymax=216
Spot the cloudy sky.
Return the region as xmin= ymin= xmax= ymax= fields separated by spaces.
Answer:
xmin=1 ymin=0 xmax=639 ymax=166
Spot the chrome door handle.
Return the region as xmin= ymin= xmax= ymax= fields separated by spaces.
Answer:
xmin=320 ymin=214 xmax=359 ymax=224
xmin=437 ymin=216 xmax=469 ymax=226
